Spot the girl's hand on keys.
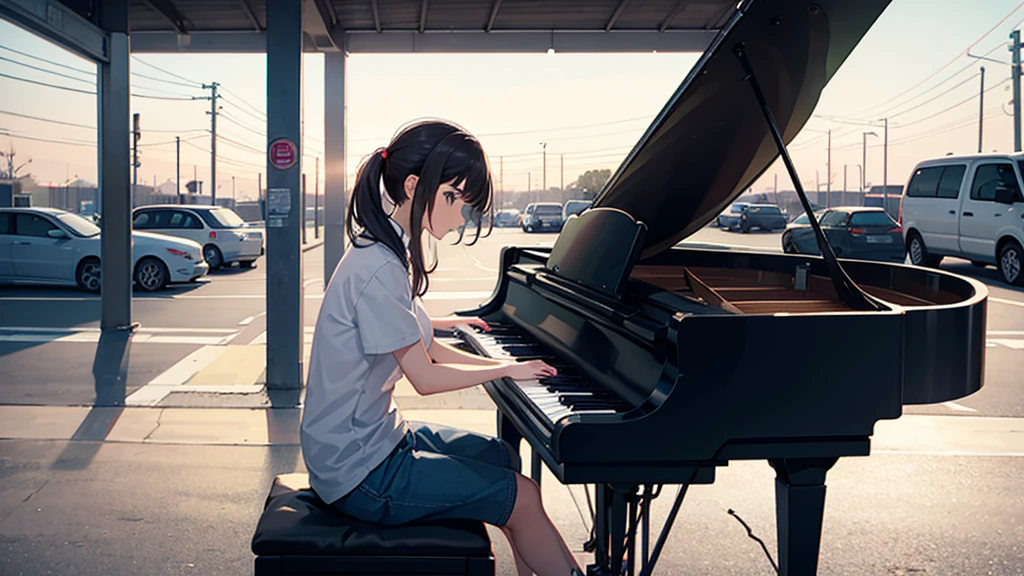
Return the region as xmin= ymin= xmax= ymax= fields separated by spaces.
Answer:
xmin=505 ymin=360 xmax=557 ymax=380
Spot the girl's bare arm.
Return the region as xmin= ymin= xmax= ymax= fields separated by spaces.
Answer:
xmin=394 ymin=341 xmax=555 ymax=396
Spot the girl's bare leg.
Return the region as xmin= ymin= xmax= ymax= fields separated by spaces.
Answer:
xmin=500 ymin=525 xmax=533 ymax=576
xmin=503 ymin=473 xmax=582 ymax=576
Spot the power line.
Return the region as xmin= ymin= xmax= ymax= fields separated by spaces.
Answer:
xmin=132 ymin=92 xmax=202 ymax=101
xmin=0 ymin=70 xmax=204 ymax=100
xmin=0 ymin=54 xmax=94 ymax=85
xmin=897 ymin=77 xmax=1010 ymax=128
xmin=0 ymin=129 xmax=95 ymax=147
xmin=0 ymin=109 xmax=94 ymax=130
xmin=889 ymin=73 xmax=983 ymax=119
xmin=0 ymin=44 xmax=93 ymax=75
xmin=131 ymin=56 xmax=203 ymax=87
xmin=0 ymin=44 xmax=206 ymax=93
xmin=845 ymin=3 xmax=1024 ymax=117
xmin=0 ymin=71 xmax=94 ymax=95
xmin=219 ymin=86 xmax=266 ymax=118
xmin=182 ymin=139 xmax=264 ymax=169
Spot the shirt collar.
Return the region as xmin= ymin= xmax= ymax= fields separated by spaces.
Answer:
xmin=389 ymin=217 xmax=410 ymax=249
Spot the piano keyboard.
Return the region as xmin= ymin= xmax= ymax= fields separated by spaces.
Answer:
xmin=453 ymin=323 xmax=632 ymax=427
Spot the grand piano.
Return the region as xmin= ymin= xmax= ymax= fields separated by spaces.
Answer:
xmin=448 ymin=1 xmax=988 ymax=574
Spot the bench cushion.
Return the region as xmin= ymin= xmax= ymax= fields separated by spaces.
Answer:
xmin=252 ymin=474 xmax=493 ymax=558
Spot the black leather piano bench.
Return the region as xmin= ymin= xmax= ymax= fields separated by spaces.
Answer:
xmin=251 ymin=473 xmax=495 ymax=576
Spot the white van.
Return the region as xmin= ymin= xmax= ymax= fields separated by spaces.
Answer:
xmin=900 ymin=154 xmax=1024 ymax=285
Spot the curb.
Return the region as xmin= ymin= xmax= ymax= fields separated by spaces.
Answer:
xmin=302 ymin=239 xmax=324 ymax=252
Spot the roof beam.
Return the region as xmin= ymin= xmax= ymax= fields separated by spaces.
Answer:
xmin=371 ymin=0 xmax=381 ymax=32
xmin=419 ymin=0 xmax=428 ymax=33
xmin=128 ymin=29 xmax=717 ymax=54
xmin=303 ymin=0 xmax=342 ymax=51
xmin=237 ymin=0 xmax=262 ymax=31
xmin=139 ymin=0 xmax=189 ymax=34
xmin=605 ymin=0 xmax=631 ymax=32
xmin=0 ymin=0 xmax=108 ymax=62
xmin=485 ymin=0 xmax=502 ymax=32
xmin=658 ymin=0 xmax=687 ymax=32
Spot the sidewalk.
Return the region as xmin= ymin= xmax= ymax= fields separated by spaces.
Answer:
xmin=2 ymin=391 xmax=1024 ymax=575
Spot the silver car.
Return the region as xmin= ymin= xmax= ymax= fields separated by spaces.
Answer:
xmin=0 ymin=207 xmax=207 ymax=292
xmin=132 ymin=205 xmax=264 ymax=270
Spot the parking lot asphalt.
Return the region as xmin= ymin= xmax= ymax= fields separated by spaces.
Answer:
xmin=0 ymin=225 xmax=1021 ymax=413
xmin=0 ymin=224 xmax=1022 ymax=575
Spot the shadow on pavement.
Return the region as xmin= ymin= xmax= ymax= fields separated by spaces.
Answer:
xmin=50 ymin=329 xmax=132 ymax=471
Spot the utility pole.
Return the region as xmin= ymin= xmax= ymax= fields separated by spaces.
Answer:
xmin=862 ymin=131 xmax=877 ymax=193
xmin=314 ymin=157 xmax=320 ymax=239
xmin=301 ymin=172 xmax=307 ymax=245
xmin=258 ymin=173 xmax=265 ymax=220
xmin=499 ymin=156 xmax=503 ymax=209
xmin=881 ymin=117 xmax=889 ymax=215
xmin=979 ymin=66 xmax=986 ymax=153
xmin=201 ymin=82 xmax=221 ymax=205
xmin=132 ymin=113 xmax=140 ymax=208
xmin=842 ymin=165 xmax=847 ymax=206
xmin=560 ymin=153 xmax=564 ymax=192
xmin=1012 ymin=31 xmax=1022 ymax=152
xmin=528 ymin=171 xmax=531 ymax=195
xmin=826 ymin=129 xmax=831 ymax=207
xmin=540 ymin=142 xmax=547 ymax=193
xmin=176 ymin=136 xmax=181 ymax=204
xmin=232 ymin=175 xmax=236 ymax=206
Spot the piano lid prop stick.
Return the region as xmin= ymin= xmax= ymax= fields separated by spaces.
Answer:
xmin=733 ymin=44 xmax=882 ymax=312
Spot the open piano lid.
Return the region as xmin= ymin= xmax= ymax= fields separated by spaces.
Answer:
xmin=592 ymin=0 xmax=890 ymax=258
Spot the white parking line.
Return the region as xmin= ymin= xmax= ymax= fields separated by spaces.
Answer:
xmin=990 ymin=297 xmax=1024 ymax=309
xmin=942 ymin=401 xmax=978 ymax=413
xmin=0 ymin=326 xmax=239 ymax=346
xmin=238 ymin=311 xmax=267 ymax=326
xmin=126 ymin=346 xmax=229 ymax=406
xmin=988 ymin=339 xmax=1024 ymax=350
xmin=0 ymin=326 xmax=236 ymax=334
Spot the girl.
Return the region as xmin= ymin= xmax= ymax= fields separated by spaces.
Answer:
xmin=301 ymin=120 xmax=583 ymax=576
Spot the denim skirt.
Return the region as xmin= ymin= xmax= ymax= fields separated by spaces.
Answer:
xmin=331 ymin=421 xmax=521 ymax=527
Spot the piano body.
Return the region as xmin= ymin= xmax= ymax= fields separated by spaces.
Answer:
xmin=450 ymin=1 xmax=988 ymax=575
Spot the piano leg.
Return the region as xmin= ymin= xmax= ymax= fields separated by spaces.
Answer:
xmin=531 ymin=451 xmax=543 ymax=486
xmin=588 ymin=484 xmax=637 ymax=576
xmin=769 ymin=457 xmax=839 ymax=576
xmin=496 ymin=411 xmax=523 ymax=473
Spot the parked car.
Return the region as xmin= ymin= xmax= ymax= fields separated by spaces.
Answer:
xmin=132 ymin=205 xmax=264 ymax=270
xmin=716 ymin=202 xmax=749 ymax=229
xmin=780 ymin=209 xmax=825 ymax=252
xmin=785 ymin=207 xmax=905 ymax=262
xmin=521 ymin=202 xmax=564 ymax=233
xmin=0 ymin=207 xmax=206 ymax=292
xmin=493 ymin=209 xmax=520 ymax=228
xmin=563 ymin=200 xmax=592 ymax=221
xmin=733 ymin=204 xmax=787 ymax=232
xmin=900 ymin=154 xmax=1024 ymax=285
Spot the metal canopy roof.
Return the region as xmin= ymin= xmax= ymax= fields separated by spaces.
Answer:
xmin=54 ymin=0 xmax=734 ymax=53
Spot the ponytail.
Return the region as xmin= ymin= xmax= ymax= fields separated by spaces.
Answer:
xmin=346 ymin=148 xmax=408 ymax=269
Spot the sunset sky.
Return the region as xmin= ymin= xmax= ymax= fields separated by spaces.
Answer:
xmin=0 ymin=0 xmax=1020 ymax=203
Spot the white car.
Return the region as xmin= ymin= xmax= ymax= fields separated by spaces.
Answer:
xmin=0 ymin=207 xmax=207 ymax=292
xmin=900 ymin=153 xmax=1024 ymax=285
xmin=132 ymin=205 xmax=264 ymax=270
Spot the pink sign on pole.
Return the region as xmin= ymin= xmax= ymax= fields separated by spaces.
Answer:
xmin=268 ymin=138 xmax=298 ymax=170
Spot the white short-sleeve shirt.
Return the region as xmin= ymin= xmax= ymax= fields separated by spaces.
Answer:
xmin=301 ymin=223 xmax=432 ymax=504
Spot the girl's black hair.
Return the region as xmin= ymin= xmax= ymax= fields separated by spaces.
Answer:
xmin=347 ymin=120 xmax=493 ymax=297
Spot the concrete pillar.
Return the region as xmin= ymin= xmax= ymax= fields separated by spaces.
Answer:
xmin=324 ymin=51 xmax=347 ymax=285
xmin=98 ymin=0 xmax=132 ymax=331
xmin=265 ymin=0 xmax=304 ymax=390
